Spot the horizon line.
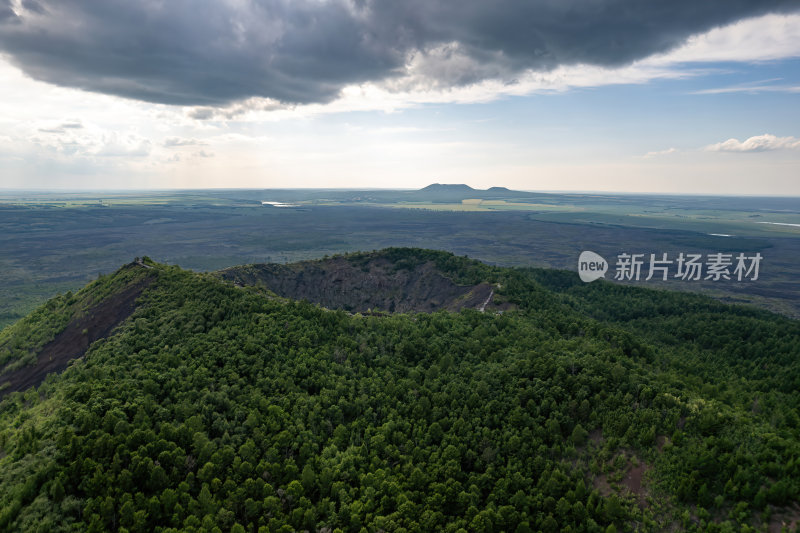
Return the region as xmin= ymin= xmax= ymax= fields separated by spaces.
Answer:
xmin=1 ymin=187 xmax=799 ymax=199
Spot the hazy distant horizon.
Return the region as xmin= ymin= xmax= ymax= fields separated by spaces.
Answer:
xmin=2 ymin=186 xmax=800 ymax=199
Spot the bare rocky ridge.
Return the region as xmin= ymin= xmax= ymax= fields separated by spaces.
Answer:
xmin=218 ymin=254 xmax=498 ymax=313
xmin=0 ymin=263 xmax=155 ymax=397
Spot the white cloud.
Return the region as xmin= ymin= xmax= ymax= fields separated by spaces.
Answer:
xmin=94 ymin=133 xmax=152 ymax=157
xmin=642 ymin=147 xmax=678 ymax=158
xmin=163 ymin=137 xmax=206 ymax=147
xmin=37 ymin=119 xmax=83 ymax=133
xmin=26 ymin=124 xmax=152 ymax=158
xmin=706 ymin=134 xmax=800 ymax=152
xmin=691 ymin=83 xmax=800 ymax=95
xmin=649 ymin=13 xmax=800 ymax=64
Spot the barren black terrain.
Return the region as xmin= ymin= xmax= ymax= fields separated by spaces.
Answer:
xmin=0 ymin=262 xmax=155 ymax=396
xmin=218 ymin=251 xmax=501 ymax=313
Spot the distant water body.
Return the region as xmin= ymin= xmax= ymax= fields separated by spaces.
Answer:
xmin=262 ymin=201 xmax=298 ymax=208
xmin=757 ymin=222 xmax=800 ymax=228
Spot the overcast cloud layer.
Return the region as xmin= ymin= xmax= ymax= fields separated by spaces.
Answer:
xmin=1 ymin=0 xmax=798 ymax=106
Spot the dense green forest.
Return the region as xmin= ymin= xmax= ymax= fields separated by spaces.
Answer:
xmin=0 ymin=249 xmax=798 ymax=532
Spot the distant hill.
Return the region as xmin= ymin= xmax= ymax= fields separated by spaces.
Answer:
xmin=415 ymin=183 xmax=525 ymax=202
xmin=419 ymin=183 xmax=475 ymax=192
xmin=419 ymin=184 xmax=517 ymax=194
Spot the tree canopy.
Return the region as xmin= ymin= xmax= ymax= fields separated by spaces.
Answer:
xmin=0 ymin=249 xmax=798 ymax=532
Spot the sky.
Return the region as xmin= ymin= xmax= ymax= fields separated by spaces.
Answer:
xmin=1 ymin=0 xmax=799 ymax=194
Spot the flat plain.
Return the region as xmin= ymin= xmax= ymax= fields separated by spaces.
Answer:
xmin=1 ymin=187 xmax=798 ymax=328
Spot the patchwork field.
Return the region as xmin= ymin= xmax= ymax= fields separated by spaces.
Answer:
xmin=1 ymin=187 xmax=798 ymax=328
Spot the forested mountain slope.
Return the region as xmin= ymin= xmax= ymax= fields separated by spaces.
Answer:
xmin=0 ymin=249 xmax=798 ymax=532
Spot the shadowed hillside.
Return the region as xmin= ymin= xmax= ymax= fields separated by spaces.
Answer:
xmin=217 ymin=249 xmax=505 ymax=313
xmin=0 ymin=260 xmax=157 ymax=396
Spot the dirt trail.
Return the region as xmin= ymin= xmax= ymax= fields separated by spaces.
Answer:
xmin=478 ymin=289 xmax=494 ymax=312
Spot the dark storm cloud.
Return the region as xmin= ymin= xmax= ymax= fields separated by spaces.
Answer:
xmin=0 ymin=0 xmax=18 ymax=23
xmin=19 ymin=0 xmax=45 ymax=15
xmin=0 ymin=0 xmax=797 ymax=106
